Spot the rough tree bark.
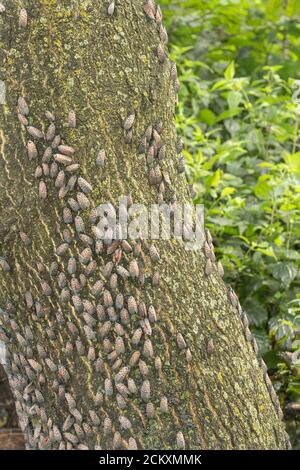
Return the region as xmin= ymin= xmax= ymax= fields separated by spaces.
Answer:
xmin=0 ymin=0 xmax=290 ymax=450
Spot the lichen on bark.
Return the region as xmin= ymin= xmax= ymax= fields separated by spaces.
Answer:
xmin=0 ymin=0 xmax=290 ymax=450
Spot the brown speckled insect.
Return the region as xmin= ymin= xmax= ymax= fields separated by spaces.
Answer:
xmin=128 ymin=438 xmax=138 ymax=450
xmin=51 ymin=135 xmax=61 ymax=148
xmin=39 ymin=180 xmax=47 ymax=200
xmin=157 ymin=43 xmax=166 ymax=63
xmin=20 ymin=232 xmax=31 ymax=246
xmin=176 ymin=432 xmax=185 ymax=450
xmin=78 ymin=177 xmax=92 ymax=194
xmin=107 ymin=1 xmax=115 ymax=15
xmin=217 ymin=261 xmax=224 ymax=278
xmin=28 ymin=126 xmax=44 ymax=140
xmin=148 ymin=305 xmax=157 ymax=323
xmin=140 ymin=380 xmax=151 ymax=402
xmin=46 ymin=123 xmax=56 ymax=142
xmin=159 ymin=24 xmax=168 ymax=44
xmin=45 ymin=110 xmax=55 ymax=121
xmin=176 ymin=333 xmax=187 ymax=350
xmin=63 ymin=207 xmax=73 ymax=224
xmin=17 ymin=113 xmax=28 ymax=126
xmin=207 ymin=338 xmax=215 ymax=356
xmin=77 ymin=192 xmax=90 ymax=210
xmin=124 ymin=113 xmax=135 ymax=131
xmin=143 ymin=0 xmax=156 ymax=20
xmin=18 ymin=96 xmax=29 ymax=116
xmin=54 ymin=153 xmax=73 ymax=166
xmin=205 ymin=259 xmax=213 ymax=276
xmin=96 ymin=149 xmax=106 ymax=167
xmin=19 ymin=8 xmax=28 ymax=28
xmin=27 ymin=141 xmax=38 ymax=160
xmin=68 ymin=110 xmax=76 ymax=128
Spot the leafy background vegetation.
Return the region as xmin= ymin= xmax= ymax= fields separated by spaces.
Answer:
xmin=161 ymin=0 xmax=300 ymax=447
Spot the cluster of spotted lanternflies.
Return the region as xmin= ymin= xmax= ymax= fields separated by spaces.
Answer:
xmin=0 ymin=0 xmax=287 ymax=450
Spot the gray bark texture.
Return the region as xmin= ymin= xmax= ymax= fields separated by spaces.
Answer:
xmin=0 ymin=0 xmax=290 ymax=450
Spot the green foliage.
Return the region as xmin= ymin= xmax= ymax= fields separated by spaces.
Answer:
xmin=161 ymin=0 xmax=300 ymax=447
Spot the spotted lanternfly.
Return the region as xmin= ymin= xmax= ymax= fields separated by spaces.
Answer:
xmin=110 ymin=273 xmax=118 ymax=290
xmin=39 ymin=180 xmax=47 ymax=199
xmin=26 ymin=141 xmax=37 ymax=161
xmin=68 ymin=110 xmax=76 ymax=128
xmin=91 ymin=280 xmax=103 ymax=297
xmin=56 ymin=243 xmax=69 ymax=256
xmin=45 ymin=110 xmax=55 ymax=121
xmin=41 ymin=281 xmax=52 ymax=297
xmin=140 ymin=380 xmax=150 ymax=402
xmin=155 ymin=4 xmax=163 ymax=23
xmin=42 ymin=163 xmax=50 ymax=177
xmin=145 ymin=402 xmax=155 ymax=419
xmin=63 ymin=207 xmax=73 ymax=224
xmin=228 ymin=288 xmax=238 ymax=307
xmin=217 ymin=261 xmax=224 ymax=278
xmin=77 ymin=192 xmax=90 ymax=210
xmin=128 ymin=296 xmax=138 ymax=314
xmin=27 ymin=126 xmax=44 ymax=140
xmin=138 ymin=302 xmax=147 ymax=318
xmin=149 ymin=245 xmax=160 ymax=262
xmin=138 ymin=137 xmax=147 ymax=154
xmin=46 ymin=123 xmax=56 ymax=142
xmin=177 ymin=157 xmax=185 ymax=174
xmin=128 ymin=351 xmax=140 ymax=368
xmin=143 ymin=0 xmax=156 ymax=20
xmin=142 ymin=126 xmax=152 ymax=145
xmin=207 ymin=338 xmax=215 ymax=356
xmin=131 ymin=327 xmax=143 ymax=346
xmin=128 ymin=438 xmax=138 ymax=450
xmin=152 ymin=129 xmax=161 ymax=147
xmin=78 ymin=177 xmax=92 ymax=194
xmin=18 ymin=97 xmax=29 ymax=116
xmin=19 ymin=8 xmax=28 ymax=28
xmin=205 ymin=259 xmax=213 ymax=276
xmin=66 ymin=176 xmax=77 ymax=192
xmin=157 ymin=43 xmax=166 ymax=63
xmin=124 ymin=113 xmax=135 ymax=131
xmin=107 ymin=1 xmax=115 ymax=15
xmin=24 ymin=291 xmax=33 ymax=308
xmin=174 ymin=78 xmax=181 ymax=94
xmin=115 ymin=337 xmax=125 ymax=356
xmin=148 ymin=305 xmax=157 ymax=323
xmin=121 ymin=239 xmax=131 ymax=252
xmin=244 ymin=326 xmax=252 ymax=342
xmin=54 ymin=153 xmax=73 ymax=166
xmin=124 ymin=129 xmax=133 ymax=144
xmin=127 ymin=378 xmax=137 ymax=395
xmin=75 ymin=215 xmax=85 ymax=233
xmin=143 ymin=339 xmax=154 ymax=358
xmin=50 ymin=162 xmax=58 ymax=179
xmin=176 ymin=333 xmax=186 ymax=350
xmin=129 ymin=259 xmax=139 ymax=278
xmin=116 ymin=265 xmax=130 ymax=279
xmin=96 ymin=149 xmax=105 ymax=167
xmin=42 ymin=146 xmax=52 ymax=163
xmin=176 ymin=432 xmax=185 ymax=450
xmin=57 ymin=145 xmax=74 ymax=157
xmin=20 ymin=232 xmax=31 ymax=246
xmin=17 ymin=113 xmax=28 ymax=126
xmin=160 ymin=396 xmax=168 ymax=413
xmin=51 ymin=135 xmax=61 ymax=148
xmin=55 ymin=170 xmax=65 ymax=189
xmin=103 ymin=261 xmax=113 ymax=279
xmin=65 ymin=163 xmax=80 ymax=173
xmin=159 ymin=24 xmax=168 ymax=44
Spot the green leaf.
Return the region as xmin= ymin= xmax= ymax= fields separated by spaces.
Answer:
xmin=224 ymin=61 xmax=235 ymax=80
xmin=227 ymin=91 xmax=241 ymax=113
xmin=272 ymin=263 xmax=298 ymax=286
xmin=253 ymin=181 xmax=272 ymax=200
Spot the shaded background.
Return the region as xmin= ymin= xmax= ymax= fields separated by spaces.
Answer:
xmin=0 ymin=0 xmax=299 ymax=449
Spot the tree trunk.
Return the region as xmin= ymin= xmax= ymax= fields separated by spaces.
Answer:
xmin=0 ymin=0 xmax=290 ymax=450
